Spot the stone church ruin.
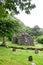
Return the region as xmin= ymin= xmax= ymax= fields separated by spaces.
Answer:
xmin=12 ymin=33 xmax=34 ymax=46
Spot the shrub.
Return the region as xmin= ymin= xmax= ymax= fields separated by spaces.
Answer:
xmin=36 ymin=36 xmax=43 ymax=44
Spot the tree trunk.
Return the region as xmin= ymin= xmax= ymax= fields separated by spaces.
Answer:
xmin=1 ymin=36 xmax=6 ymax=47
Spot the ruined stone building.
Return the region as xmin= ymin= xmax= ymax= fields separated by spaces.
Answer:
xmin=12 ymin=33 xmax=34 ymax=46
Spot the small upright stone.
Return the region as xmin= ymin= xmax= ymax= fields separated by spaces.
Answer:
xmin=12 ymin=47 xmax=16 ymax=51
xmin=28 ymin=56 xmax=33 ymax=62
xmin=35 ymin=49 xmax=39 ymax=54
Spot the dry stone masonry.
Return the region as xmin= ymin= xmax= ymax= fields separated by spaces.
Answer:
xmin=12 ymin=33 xmax=34 ymax=46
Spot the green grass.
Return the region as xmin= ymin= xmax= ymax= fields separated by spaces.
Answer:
xmin=0 ymin=41 xmax=43 ymax=49
xmin=0 ymin=47 xmax=43 ymax=65
xmin=6 ymin=41 xmax=43 ymax=49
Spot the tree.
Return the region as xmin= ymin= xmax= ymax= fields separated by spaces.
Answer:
xmin=32 ymin=25 xmax=41 ymax=36
xmin=0 ymin=0 xmax=36 ymax=46
xmin=23 ymin=25 xmax=43 ymax=37
xmin=0 ymin=16 xmax=21 ymax=46
xmin=24 ymin=27 xmax=33 ymax=35
xmin=33 ymin=25 xmax=40 ymax=31
xmin=0 ymin=0 xmax=36 ymax=15
xmin=0 ymin=2 xmax=8 ymax=18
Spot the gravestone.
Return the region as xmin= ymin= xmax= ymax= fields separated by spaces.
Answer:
xmin=12 ymin=47 xmax=16 ymax=51
xmin=35 ymin=49 xmax=39 ymax=54
xmin=28 ymin=56 xmax=33 ymax=62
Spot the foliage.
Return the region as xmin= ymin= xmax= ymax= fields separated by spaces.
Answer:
xmin=0 ymin=18 xmax=18 ymax=37
xmin=24 ymin=27 xmax=33 ymax=35
xmin=0 ymin=0 xmax=36 ymax=46
xmin=33 ymin=25 xmax=40 ymax=30
xmin=36 ymin=36 xmax=43 ymax=44
xmin=32 ymin=25 xmax=41 ymax=36
xmin=0 ymin=16 xmax=22 ymax=45
xmin=0 ymin=0 xmax=36 ymax=15
xmin=0 ymin=2 xmax=8 ymax=18
xmin=24 ymin=25 xmax=43 ymax=37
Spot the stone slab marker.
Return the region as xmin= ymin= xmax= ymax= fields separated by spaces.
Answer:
xmin=28 ymin=56 xmax=33 ymax=62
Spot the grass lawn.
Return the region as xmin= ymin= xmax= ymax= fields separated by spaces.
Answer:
xmin=0 ymin=41 xmax=43 ymax=49
xmin=6 ymin=41 xmax=43 ymax=49
xmin=0 ymin=47 xmax=43 ymax=65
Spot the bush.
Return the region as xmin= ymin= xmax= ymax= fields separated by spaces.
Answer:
xmin=36 ymin=36 xmax=43 ymax=44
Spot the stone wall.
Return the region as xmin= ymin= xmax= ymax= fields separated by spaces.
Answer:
xmin=12 ymin=33 xmax=34 ymax=46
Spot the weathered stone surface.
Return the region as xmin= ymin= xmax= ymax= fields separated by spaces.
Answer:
xmin=28 ymin=56 xmax=33 ymax=61
xmin=12 ymin=48 xmax=16 ymax=51
xmin=35 ymin=49 xmax=39 ymax=54
xmin=31 ymin=62 xmax=36 ymax=65
xmin=12 ymin=33 xmax=34 ymax=46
